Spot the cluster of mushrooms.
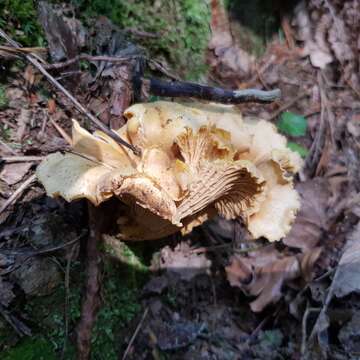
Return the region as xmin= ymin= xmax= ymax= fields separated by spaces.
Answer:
xmin=37 ymin=101 xmax=302 ymax=242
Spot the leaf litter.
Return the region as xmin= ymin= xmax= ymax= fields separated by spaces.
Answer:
xmin=0 ymin=0 xmax=360 ymax=358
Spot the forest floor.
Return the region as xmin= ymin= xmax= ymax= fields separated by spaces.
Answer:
xmin=0 ymin=1 xmax=360 ymax=359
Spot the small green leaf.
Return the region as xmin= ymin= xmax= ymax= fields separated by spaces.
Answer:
xmin=277 ymin=111 xmax=307 ymax=137
xmin=149 ymin=95 xmax=160 ymax=102
xmin=287 ymin=142 xmax=309 ymax=158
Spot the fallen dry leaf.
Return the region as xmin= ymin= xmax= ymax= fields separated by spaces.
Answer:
xmin=47 ymin=99 xmax=56 ymax=114
xmin=225 ymin=245 xmax=321 ymax=312
xmin=338 ymin=312 xmax=360 ymax=354
xmin=16 ymin=108 xmax=31 ymax=141
xmin=283 ymin=178 xmax=330 ymax=250
xmin=305 ymin=224 xmax=360 ymax=356
xmin=158 ymin=242 xmax=211 ymax=282
xmin=37 ymin=101 xmax=302 ymax=241
xmin=331 ymin=222 xmax=360 ymax=298
xmin=0 ymin=162 xmax=33 ymax=185
xmin=294 ymin=2 xmax=333 ymax=69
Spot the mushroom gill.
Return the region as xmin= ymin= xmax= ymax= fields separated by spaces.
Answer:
xmin=36 ymin=101 xmax=302 ymax=241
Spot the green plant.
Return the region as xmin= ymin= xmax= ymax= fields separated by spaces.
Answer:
xmin=0 ymin=0 xmax=45 ymax=46
xmin=277 ymin=111 xmax=309 ymax=158
xmin=287 ymin=141 xmax=309 ymax=158
xmin=17 ymin=257 xmax=146 ymax=360
xmin=2 ymin=337 xmax=56 ymax=360
xmin=0 ymin=85 xmax=8 ymax=110
xmin=74 ymin=0 xmax=211 ymax=79
xmin=277 ymin=111 xmax=307 ymax=137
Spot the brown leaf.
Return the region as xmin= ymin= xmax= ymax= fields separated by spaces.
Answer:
xmin=283 ymin=178 xmax=330 ymax=250
xmin=47 ymin=99 xmax=56 ymax=114
xmin=16 ymin=108 xmax=31 ymax=141
xmin=226 ymin=244 xmax=321 ymax=312
xmin=299 ymin=247 xmax=323 ymax=282
xmin=158 ymin=242 xmax=211 ymax=281
xmin=332 ymin=223 xmax=360 ymax=298
xmin=0 ymin=162 xmax=33 ymax=185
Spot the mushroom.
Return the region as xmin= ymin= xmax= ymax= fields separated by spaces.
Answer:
xmin=37 ymin=101 xmax=303 ymax=241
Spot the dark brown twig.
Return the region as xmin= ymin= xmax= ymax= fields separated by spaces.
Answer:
xmin=0 ymin=232 xmax=86 ymax=276
xmin=145 ymin=78 xmax=281 ymax=104
xmin=0 ymin=28 xmax=141 ymax=156
xmin=43 ymin=54 xmax=141 ymax=70
xmin=1 ymin=156 xmax=44 ymax=163
xmin=0 ymin=138 xmax=17 ymax=155
xmin=0 ymin=174 xmax=36 ymax=215
xmin=76 ymin=204 xmax=104 ymax=360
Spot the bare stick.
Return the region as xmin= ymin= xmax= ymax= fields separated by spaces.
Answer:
xmin=0 ymin=174 xmax=36 ymax=214
xmin=122 ymin=308 xmax=149 ymax=360
xmin=0 ymin=28 xmax=140 ymax=156
xmin=301 ymin=306 xmax=320 ymax=356
xmin=44 ymin=54 xmax=141 ymax=70
xmin=1 ymin=156 xmax=43 ymax=163
xmin=0 ymin=138 xmax=17 ymax=155
xmin=76 ymin=204 xmax=104 ymax=360
xmin=50 ymin=119 xmax=72 ymax=145
xmin=146 ymin=78 xmax=281 ymax=104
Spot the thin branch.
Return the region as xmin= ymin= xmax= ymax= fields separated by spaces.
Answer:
xmin=44 ymin=54 xmax=141 ymax=70
xmin=1 ymin=156 xmax=43 ymax=163
xmin=0 ymin=174 xmax=36 ymax=214
xmin=0 ymin=232 xmax=86 ymax=276
xmin=50 ymin=119 xmax=72 ymax=145
xmin=0 ymin=138 xmax=17 ymax=155
xmin=1 ymin=232 xmax=85 ymax=258
xmin=76 ymin=204 xmax=104 ymax=360
xmin=0 ymin=28 xmax=140 ymax=156
xmin=122 ymin=308 xmax=149 ymax=360
xmin=146 ymin=78 xmax=281 ymax=104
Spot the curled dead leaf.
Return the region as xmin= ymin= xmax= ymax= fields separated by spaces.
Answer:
xmin=283 ymin=178 xmax=330 ymax=250
xmin=37 ymin=101 xmax=302 ymax=241
xmin=225 ymin=245 xmax=322 ymax=312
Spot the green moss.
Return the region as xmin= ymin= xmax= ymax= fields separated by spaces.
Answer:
xmin=0 ymin=0 xmax=45 ymax=46
xmin=1 ymin=0 xmax=210 ymax=78
xmin=0 ymin=85 xmax=8 ymax=110
xmin=2 ymin=337 xmax=56 ymax=360
xmin=2 ymin=256 xmax=146 ymax=360
xmin=74 ymin=0 xmax=211 ymax=79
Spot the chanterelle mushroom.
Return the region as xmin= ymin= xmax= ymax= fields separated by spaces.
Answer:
xmin=37 ymin=101 xmax=303 ymax=241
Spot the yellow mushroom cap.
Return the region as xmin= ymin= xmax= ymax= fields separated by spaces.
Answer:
xmin=37 ymin=101 xmax=302 ymax=241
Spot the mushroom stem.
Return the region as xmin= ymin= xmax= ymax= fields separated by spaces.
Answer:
xmin=76 ymin=204 xmax=104 ymax=360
